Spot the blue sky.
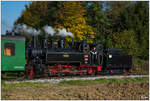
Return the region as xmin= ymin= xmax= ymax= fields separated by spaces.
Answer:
xmin=1 ymin=1 xmax=31 ymax=35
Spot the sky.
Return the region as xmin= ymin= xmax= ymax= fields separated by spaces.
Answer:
xmin=1 ymin=1 xmax=31 ymax=35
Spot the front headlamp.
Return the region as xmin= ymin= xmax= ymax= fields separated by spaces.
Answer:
xmin=109 ymin=54 xmax=112 ymax=58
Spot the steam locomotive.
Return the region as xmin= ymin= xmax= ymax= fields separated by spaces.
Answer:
xmin=1 ymin=34 xmax=132 ymax=79
xmin=25 ymin=35 xmax=132 ymax=78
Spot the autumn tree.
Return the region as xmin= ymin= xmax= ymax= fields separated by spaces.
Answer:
xmin=54 ymin=1 xmax=95 ymax=43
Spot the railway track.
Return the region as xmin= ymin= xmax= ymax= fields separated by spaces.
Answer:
xmin=4 ymin=74 xmax=149 ymax=84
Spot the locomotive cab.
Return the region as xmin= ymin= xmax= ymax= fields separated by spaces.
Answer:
xmin=103 ymin=48 xmax=132 ymax=73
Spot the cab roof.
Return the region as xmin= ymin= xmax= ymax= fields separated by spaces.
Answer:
xmin=1 ymin=35 xmax=25 ymax=41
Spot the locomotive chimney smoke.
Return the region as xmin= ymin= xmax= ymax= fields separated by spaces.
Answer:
xmin=14 ymin=24 xmax=41 ymax=36
xmin=57 ymin=28 xmax=73 ymax=37
xmin=43 ymin=25 xmax=56 ymax=36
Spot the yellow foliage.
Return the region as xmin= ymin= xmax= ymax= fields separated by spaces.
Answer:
xmin=55 ymin=1 xmax=95 ymax=43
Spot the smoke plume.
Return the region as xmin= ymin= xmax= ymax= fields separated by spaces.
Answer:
xmin=14 ymin=24 xmax=41 ymax=36
xmin=12 ymin=24 xmax=73 ymax=37
xmin=57 ymin=28 xmax=73 ymax=37
xmin=43 ymin=25 xmax=56 ymax=36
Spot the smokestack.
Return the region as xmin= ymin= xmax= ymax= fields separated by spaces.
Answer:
xmin=41 ymin=39 xmax=48 ymax=49
xmin=32 ymin=35 xmax=37 ymax=48
xmin=50 ymin=40 xmax=53 ymax=48
xmin=58 ymin=38 xmax=64 ymax=49
xmin=72 ymin=38 xmax=74 ymax=47
xmin=11 ymin=30 xmax=15 ymax=36
xmin=60 ymin=39 xmax=64 ymax=49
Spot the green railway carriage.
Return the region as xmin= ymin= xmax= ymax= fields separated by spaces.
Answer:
xmin=1 ymin=35 xmax=25 ymax=72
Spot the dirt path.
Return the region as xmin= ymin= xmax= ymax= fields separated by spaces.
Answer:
xmin=2 ymin=81 xmax=149 ymax=100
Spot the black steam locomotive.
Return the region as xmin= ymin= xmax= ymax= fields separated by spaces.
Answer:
xmin=25 ymin=35 xmax=132 ymax=78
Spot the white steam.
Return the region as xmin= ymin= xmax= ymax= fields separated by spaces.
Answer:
xmin=14 ymin=24 xmax=41 ymax=36
xmin=43 ymin=25 xmax=56 ymax=36
xmin=13 ymin=24 xmax=73 ymax=37
xmin=57 ymin=28 xmax=73 ymax=37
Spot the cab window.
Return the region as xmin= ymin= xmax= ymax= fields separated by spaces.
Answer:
xmin=4 ymin=43 xmax=15 ymax=56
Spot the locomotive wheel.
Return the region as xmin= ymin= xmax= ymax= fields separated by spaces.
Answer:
xmin=80 ymin=72 xmax=85 ymax=76
xmin=58 ymin=73 xmax=63 ymax=77
xmin=48 ymin=69 xmax=52 ymax=77
xmin=123 ymin=69 xmax=130 ymax=75
xmin=88 ymin=69 xmax=95 ymax=75
xmin=92 ymin=70 xmax=96 ymax=76
xmin=84 ymin=72 xmax=87 ymax=76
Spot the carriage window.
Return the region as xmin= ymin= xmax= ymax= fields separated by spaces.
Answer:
xmin=4 ymin=43 xmax=15 ymax=56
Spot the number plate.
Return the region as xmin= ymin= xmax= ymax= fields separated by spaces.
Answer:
xmin=63 ymin=54 xmax=69 ymax=58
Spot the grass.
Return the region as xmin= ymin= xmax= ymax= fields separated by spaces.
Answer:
xmin=2 ymin=77 xmax=148 ymax=88
xmin=59 ymin=77 xmax=149 ymax=85
xmin=131 ymin=57 xmax=149 ymax=75
xmin=1 ymin=80 xmax=54 ymax=92
xmin=132 ymin=57 xmax=148 ymax=67
xmin=2 ymin=76 xmax=148 ymax=88
xmin=64 ymin=88 xmax=71 ymax=92
xmin=2 ymin=75 xmax=148 ymax=87
xmin=2 ymin=81 xmax=50 ymax=87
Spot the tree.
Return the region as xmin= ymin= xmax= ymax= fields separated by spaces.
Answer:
xmin=85 ymin=1 xmax=110 ymax=47
xmin=14 ymin=1 xmax=59 ymax=42
xmin=54 ymin=1 xmax=95 ymax=43
xmin=16 ymin=2 xmax=48 ymax=28
xmin=106 ymin=1 xmax=131 ymax=32
xmin=120 ymin=1 xmax=149 ymax=59
xmin=112 ymin=30 xmax=140 ymax=57
xmin=15 ymin=1 xmax=58 ymax=29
